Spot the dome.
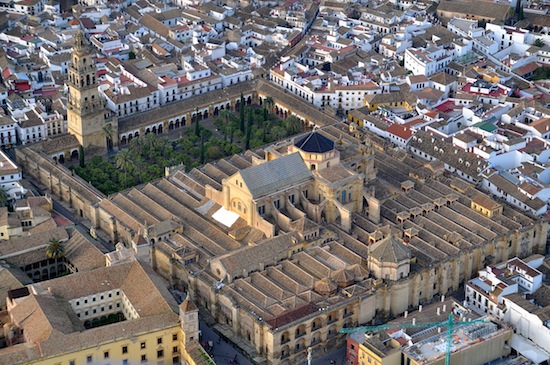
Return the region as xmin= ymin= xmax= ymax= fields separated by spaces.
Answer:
xmin=314 ymin=277 xmax=338 ymax=296
xmin=332 ymin=269 xmax=355 ymax=288
xmin=369 ymin=231 xmax=411 ymax=263
xmin=294 ymin=132 xmax=334 ymax=153
xmin=350 ymin=264 xmax=369 ymax=281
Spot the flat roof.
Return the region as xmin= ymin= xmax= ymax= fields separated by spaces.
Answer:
xmin=403 ymin=321 xmax=502 ymax=364
xmin=0 ymin=150 xmax=20 ymax=175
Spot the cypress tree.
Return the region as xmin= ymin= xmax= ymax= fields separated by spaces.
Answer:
xmin=78 ymin=145 xmax=85 ymax=167
xmin=239 ymin=93 xmax=245 ymax=132
xmin=200 ymin=131 xmax=205 ymax=164
xmin=194 ymin=109 xmax=200 ymax=136
xmin=245 ymin=109 xmax=253 ymax=150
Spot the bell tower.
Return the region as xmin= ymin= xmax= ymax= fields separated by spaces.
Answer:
xmin=67 ymin=31 xmax=118 ymax=151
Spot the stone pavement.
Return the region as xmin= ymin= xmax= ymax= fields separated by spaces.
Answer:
xmin=200 ymin=319 xmax=258 ymax=365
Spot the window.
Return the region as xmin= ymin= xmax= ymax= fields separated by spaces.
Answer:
xmin=104 ymin=351 xmax=109 ymax=359
xmin=141 ymin=355 xmax=147 ymax=363
xmin=123 ymin=360 xmax=128 ymax=365
xmin=86 ymin=355 xmax=92 ymax=363
xmin=122 ymin=346 xmax=128 ymax=354
xmin=69 ymin=361 xmax=75 ymax=365
xmin=173 ymin=333 xmax=178 ymax=341
xmin=140 ymin=341 xmax=146 ymax=349
xmin=157 ymin=337 xmax=163 ymax=345
xmin=173 ymin=346 xmax=178 ymax=354
xmin=158 ymin=349 xmax=164 ymax=358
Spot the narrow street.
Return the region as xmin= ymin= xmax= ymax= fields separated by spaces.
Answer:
xmin=199 ymin=320 xmax=254 ymax=365
xmin=199 ymin=317 xmax=347 ymax=365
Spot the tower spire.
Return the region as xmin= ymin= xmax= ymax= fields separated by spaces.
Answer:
xmin=73 ymin=30 xmax=92 ymax=54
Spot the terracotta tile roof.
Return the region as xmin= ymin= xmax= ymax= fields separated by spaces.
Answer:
xmin=0 ymin=259 xmax=180 ymax=363
xmin=369 ymin=231 xmax=411 ymax=263
xmin=529 ymin=117 xmax=550 ymax=134
xmin=518 ymin=181 xmax=542 ymax=196
xmin=265 ymin=302 xmax=319 ymax=329
xmin=472 ymin=194 xmax=501 ymax=211
xmin=386 ymin=123 xmax=414 ymax=140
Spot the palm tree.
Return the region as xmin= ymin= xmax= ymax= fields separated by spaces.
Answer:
xmin=115 ymin=148 xmax=134 ymax=188
xmin=0 ymin=186 xmax=9 ymax=207
xmin=533 ymin=38 xmax=546 ymax=47
xmin=45 ymin=238 xmax=64 ymax=259
xmin=285 ymin=116 xmax=302 ymax=135
xmin=265 ymin=96 xmax=275 ymax=114
xmin=271 ymin=125 xmax=287 ymax=141
xmin=102 ymin=123 xmax=115 ymax=152
xmin=142 ymin=133 xmax=160 ymax=158
xmin=219 ymin=109 xmax=232 ymax=125
xmin=132 ymin=156 xmax=146 ymax=184
xmin=129 ymin=136 xmax=143 ymax=155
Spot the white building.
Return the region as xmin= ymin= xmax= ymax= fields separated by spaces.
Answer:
xmin=503 ymin=293 xmax=550 ymax=360
xmin=270 ymin=58 xmax=381 ymax=113
xmin=465 ymin=257 xmax=543 ymax=319
xmin=0 ymin=150 xmax=27 ymax=200
xmin=14 ymin=111 xmax=47 ymax=145
xmin=465 ymin=256 xmax=550 ymax=363
xmin=0 ymin=116 xmax=17 ymax=149
xmin=0 ymin=0 xmax=45 ymax=16
xmin=404 ymin=46 xmax=453 ymax=76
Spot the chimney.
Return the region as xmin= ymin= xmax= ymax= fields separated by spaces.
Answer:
xmin=404 ymin=311 xmax=408 ymax=318
xmin=443 ymin=304 xmax=447 ymax=312
xmin=412 ymin=318 xmax=416 ymax=325
xmin=419 ymin=305 xmax=423 ymax=312
xmin=437 ymin=307 xmax=441 ymax=316
xmin=441 ymin=295 xmax=445 ymax=302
